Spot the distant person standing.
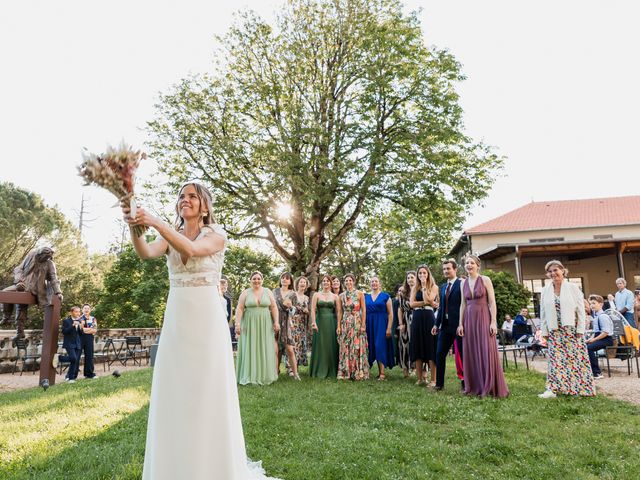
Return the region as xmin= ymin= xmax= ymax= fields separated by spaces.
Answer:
xmin=79 ymin=303 xmax=98 ymax=379
xmin=410 ymin=265 xmax=439 ymax=386
xmin=432 ymin=259 xmax=463 ymax=391
xmin=235 ymin=271 xmax=280 ymax=385
xmin=273 ymin=272 xmax=298 ymax=377
xmin=59 ymin=306 xmax=82 ymax=383
xmin=397 ymin=271 xmax=416 ymax=377
xmin=220 ymin=278 xmax=235 ymax=347
xmin=457 ymin=255 xmax=509 ymax=398
xmin=538 ymin=260 xmax=594 ymax=398
xmin=614 ymin=278 xmax=636 ymax=328
xmin=290 ymin=276 xmax=310 ymax=367
xmin=331 ymin=276 xmax=343 ymax=296
xmin=309 ymin=275 xmax=341 ymax=379
xmin=337 ymin=274 xmax=369 ymax=381
xmin=634 ymin=290 xmax=640 ymax=328
xmin=365 ymin=276 xmax=394 ymax=380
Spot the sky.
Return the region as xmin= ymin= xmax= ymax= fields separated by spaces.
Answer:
xmin=1 ymin=0 xmax=638 ymax=253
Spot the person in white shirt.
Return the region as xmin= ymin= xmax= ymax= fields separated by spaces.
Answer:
xmin=501 ymin=314 xmax=514 ymax=343
xmin=614 ymin=278 xmax=636 ymax=328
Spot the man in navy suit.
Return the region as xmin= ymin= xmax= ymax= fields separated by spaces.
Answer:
xmin=432 ymin=259 xmax=464 ymax=391
xmin=59 ymin=306 xmax=82 ymax=383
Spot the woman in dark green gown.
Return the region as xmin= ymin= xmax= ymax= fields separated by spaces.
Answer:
xmin=309 ymin=275 xmax=342 ymax=378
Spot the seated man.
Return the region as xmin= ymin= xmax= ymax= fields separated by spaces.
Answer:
xmin=586 ymin=295 xmax=615 ymax=379
xmin=500 ymin=314 xmax=514 ymax=344
xmin=513 ymin=307 xmax=530 ymax=326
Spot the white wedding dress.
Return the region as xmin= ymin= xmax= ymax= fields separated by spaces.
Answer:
xmin=143 ymin=224 xmax=280 ymax=480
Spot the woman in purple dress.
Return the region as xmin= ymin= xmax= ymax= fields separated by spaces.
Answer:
xmin=457 ymin=254 xmax=509 ymax=398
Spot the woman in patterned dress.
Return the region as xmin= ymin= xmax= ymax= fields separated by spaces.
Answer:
xmin=397 ymin=271 xmax=416 ymax=377
xmin=539 ymin=260 xmax=595 ymax=398
xmin=289 ymin=276 xmax=310 ymax=368
xmin=273 ymin=272 xmax=299 ymax=379
xmin=337 ymin=273 xmax=369 ymax=380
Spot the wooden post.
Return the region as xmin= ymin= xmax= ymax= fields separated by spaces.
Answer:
xmin=41 ymin=295 xmax=61 ymax=386
xmin=0 ymin=291 xmax=61 ymax=386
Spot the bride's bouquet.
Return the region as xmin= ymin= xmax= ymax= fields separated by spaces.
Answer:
xmin=78 ymin=141 xmax=148 ymax=237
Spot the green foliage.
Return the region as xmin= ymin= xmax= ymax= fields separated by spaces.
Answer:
xmin=0 ymin=182 xmax=64 ymax=285
xmin=147 ymin=0 xmax=502 ymax=279
xmin=224 ymin=244 xmax=282 ymax=298
xmin=2 ymin=367 xmax=640 ymax=479
xmin=484 ymin=269 xmax=532 ymax=322
xmin=93 ymin=244 xmax=168 ymax=328
xmin=377 ymin=244 xmax=444 ymax=293
xmin=0 ymin=182 xmax=110 ymax=328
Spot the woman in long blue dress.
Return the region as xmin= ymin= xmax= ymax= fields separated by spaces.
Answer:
xmin=365 ymin=276 xmax=395 ymax=380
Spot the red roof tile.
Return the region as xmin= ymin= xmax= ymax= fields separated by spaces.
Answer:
xmin=466 ymin=195 xmax=640 ymax=235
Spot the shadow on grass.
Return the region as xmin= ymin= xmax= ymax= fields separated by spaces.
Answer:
xmin=0 ymin=369 xmax=152 ymax=418
xmin=1 ymin=404 xmax=148 ymax=480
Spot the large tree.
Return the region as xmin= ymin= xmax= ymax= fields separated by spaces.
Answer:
xmin=148 ymin=0 xmax=501 ymax=284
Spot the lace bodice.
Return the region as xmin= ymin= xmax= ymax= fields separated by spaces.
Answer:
xmin=166 ymin=224 xmax=227 ymax=288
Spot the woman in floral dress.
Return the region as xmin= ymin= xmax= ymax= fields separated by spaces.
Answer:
xmin=289 ymin=276 xmax=310 ymax=367
xmin=539 ymin=260 xmax=595 ymax=398
xmin=337 ymin=273 xmax=369 ymax=380
xmin=273 ymin=272 xmax=299 ymax=379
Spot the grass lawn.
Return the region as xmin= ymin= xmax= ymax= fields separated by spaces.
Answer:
xmin=1 ymin=365 xmax=639 ymax=480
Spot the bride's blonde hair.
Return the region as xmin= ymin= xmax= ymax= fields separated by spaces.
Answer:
xmin=174 ymin=181 xmax=215 ymax=230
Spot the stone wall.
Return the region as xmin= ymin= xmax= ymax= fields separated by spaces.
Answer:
xmin=0 ymin=328 xmax=161 ymax=374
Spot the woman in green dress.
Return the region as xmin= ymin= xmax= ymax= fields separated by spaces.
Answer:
xmin=309 ymin=275 xmax=342 ymax=378
xmin=235 ymin=271 xmax=280 ymax=385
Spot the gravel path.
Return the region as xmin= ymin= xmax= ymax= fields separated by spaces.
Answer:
xmin=0 ymin=363 xmax=149 ymax=393
xmin=528 ymin=355 xmax=640 ymax=405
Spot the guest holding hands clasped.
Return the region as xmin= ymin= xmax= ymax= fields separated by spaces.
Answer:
xmin=236 ymin=271 xmax=281 ymax=385
xmin=338 ymin=273 xmax=369 ymax=380
xmin=365 ymin=276 xmax=395 ymax=380
xmin=273 ymin=272 xmax=299 ymax=377
xmin=397 ymin=271 xmax=415 ymax=377
xmin=538 ymin=260 xmax=594 ymax=398
xmin=59 ymin=306 xmax=82 ymax=383
xmin=79 ymin=303 xmax=98 ymax=379
xmin=290 ymin=276 xmax=310 ymax=367
xmin=410 ymin=265 xmax=438 ymax=386
xmin=309 ymin=274 xmax=342 ymax=378
xmin=457 ymin=255 xmax=509 ymax=398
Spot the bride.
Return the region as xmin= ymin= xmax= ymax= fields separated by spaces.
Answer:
xmin=123 ymin=181 xmax=280 ymax=480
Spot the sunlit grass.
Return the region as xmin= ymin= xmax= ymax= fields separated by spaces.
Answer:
xmin=0 ymin=365 xmax=639 ymax=479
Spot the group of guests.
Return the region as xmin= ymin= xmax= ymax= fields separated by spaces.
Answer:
xmin=231 ymin=256 xmax=510 ymax=399
xmin=56 ymin=303 xmax=98 ymax=382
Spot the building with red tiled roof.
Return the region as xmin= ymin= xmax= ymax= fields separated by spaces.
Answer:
xmin=450 ymin=195 xmax=640 ymax=307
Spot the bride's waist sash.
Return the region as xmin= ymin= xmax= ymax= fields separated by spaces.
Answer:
xmin=169 ymin=272 xmax=218 ymax=288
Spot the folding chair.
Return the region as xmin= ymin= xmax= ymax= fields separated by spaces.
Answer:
xmin=13 ymin=339 xmax=40 ymax=376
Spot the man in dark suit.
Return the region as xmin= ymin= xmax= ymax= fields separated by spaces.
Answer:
xmin=432 ymin=259 xmax=463 ymax=391
xmin=59 ymin=306 xmax=82 ymax=383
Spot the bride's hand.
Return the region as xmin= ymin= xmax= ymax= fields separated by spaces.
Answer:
xmin=125 ymin=206 xmax=157 ymax=228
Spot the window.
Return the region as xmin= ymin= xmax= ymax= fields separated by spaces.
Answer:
xmin=634 ymin=275 xmax=640 ymax=290
xmin=593 ymin=234 xmax=613 ymax=239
